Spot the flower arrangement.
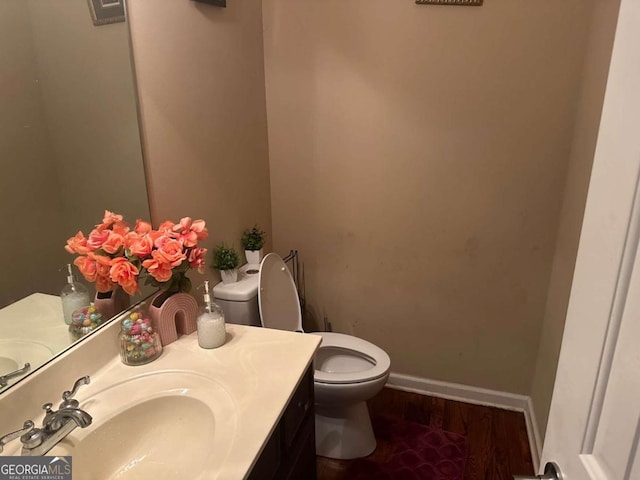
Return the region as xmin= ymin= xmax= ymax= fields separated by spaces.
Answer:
xmin=65 ymin=210 xmax=208 ymax=296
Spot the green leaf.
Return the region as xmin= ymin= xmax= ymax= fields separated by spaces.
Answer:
xmin=241 ymin=224 xmax=266 ymax=250
xmin=211 ymin=243 xmax=240 ymax=270
xmin=180 ymin=275 xmax=192 ymax=293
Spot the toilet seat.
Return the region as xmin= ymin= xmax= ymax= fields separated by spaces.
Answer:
xmin=312 ymin=332 xmax=390 ymax=385
xmin=258 ymin=253 xmax=390 ymax=386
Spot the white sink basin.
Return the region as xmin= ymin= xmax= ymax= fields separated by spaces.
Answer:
xmin=49 ymin=371 xmax=237 ymax=479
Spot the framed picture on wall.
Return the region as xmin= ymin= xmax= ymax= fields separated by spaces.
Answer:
xmin=416 ymin=0 xmax=483 ymax=5
xmin=194 ymin=0 xmax=227 ymax=7
xmin=87 ymin=0 xmax=125 ymax=26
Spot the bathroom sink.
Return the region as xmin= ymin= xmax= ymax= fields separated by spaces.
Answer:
xmin=49 ymin=371 xmax=237 ymax=479
xmin=0 ymin=339 xmax=54 ymax=387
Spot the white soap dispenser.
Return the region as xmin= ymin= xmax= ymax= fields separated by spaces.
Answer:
xmin=60 ymin=264 xmax=91 ymax=325
xmin=197 ymin=280 xmax=226 ymax=349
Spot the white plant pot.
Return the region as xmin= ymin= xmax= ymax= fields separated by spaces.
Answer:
xmin=245 ymin=249 xmax=263 ymax=265
xmin=220 ymin=269 xmax=238 ymax=284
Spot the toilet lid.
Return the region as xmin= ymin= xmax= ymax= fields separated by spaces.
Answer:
xmin=258 ymin=253 xmax=303 ymax=332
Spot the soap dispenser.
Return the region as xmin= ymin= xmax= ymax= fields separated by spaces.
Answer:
xmin=61 ymin=264 xmax=90 ymax=325
xmin=197 ymin=280 xmax=226 ymax=349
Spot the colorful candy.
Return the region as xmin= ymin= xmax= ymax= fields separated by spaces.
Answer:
xmin=68 ymin=304 xmax=103 ymax=341
xmin=119 ymin=311 xmax=162 ymax=366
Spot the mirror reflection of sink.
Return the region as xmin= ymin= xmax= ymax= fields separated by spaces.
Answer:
xmin=49 ymin=371 xmax=237 ymax=479
xmin=0 ymin=340 xmax=54 ymax=386
xmin=0 ymin=339 xmax=55 ymax=368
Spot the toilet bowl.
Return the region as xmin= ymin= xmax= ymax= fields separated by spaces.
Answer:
xmin=214 ymin=253 xmax=390 ymax=459
xmin=311 ymin=331 xmax=390 ymax=459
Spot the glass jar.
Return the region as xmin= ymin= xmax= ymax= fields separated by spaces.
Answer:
xmin=68 ymin=303 xmax=103 ymax=342
xmin=118 ymin=310 xmax=162 ymax=366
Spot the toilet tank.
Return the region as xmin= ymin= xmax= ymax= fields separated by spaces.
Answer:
xmin=212 ymin=266 xmax=260 ymax=327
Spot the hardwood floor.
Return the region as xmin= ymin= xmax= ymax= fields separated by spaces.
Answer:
xmin=316 ymin=387 xmax=535 ymax=480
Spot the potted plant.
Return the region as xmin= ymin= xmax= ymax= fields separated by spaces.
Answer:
xmin=212 ymin=244 xmax=240 ymax=284
xmin=241 ymin=225 xmax=266 ymax=265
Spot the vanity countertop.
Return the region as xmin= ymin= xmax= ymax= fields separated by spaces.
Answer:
xmin=0 ymin=293 xmax=69 ymax=390
xmin=0 ymin=293 xmax=68 ymax=344
xmin=0 ymin=322 xmax=320 ymax=479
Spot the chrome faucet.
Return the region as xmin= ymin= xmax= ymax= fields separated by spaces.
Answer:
xmin=42 ymin=404 xmax=93 ymax=432
xmin=0 ymin=363 xmax=31 ymax=387
xmin=0 ymin=376 xmax=93 ymax=456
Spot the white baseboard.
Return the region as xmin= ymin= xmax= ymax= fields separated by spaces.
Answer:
xmin=386 ymin=372 xmax=542 ymax=471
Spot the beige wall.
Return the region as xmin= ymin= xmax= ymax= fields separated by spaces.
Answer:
xmin=127 ymin=0 xmax=272 ymax=288
xmin=0 ymin=0 xmax=151 ymax=303
xmin=0 ymin=0 xmax=66 ymax=306
xmin=124 ymin=0 xmax=618 ymax=434
xmin=28 ymin=0 xmax=149 ymax=235
xmin=530 ymin=0 xmax=621 ymax=437
xmin=264 ymin=0 xmax=593 ymax=394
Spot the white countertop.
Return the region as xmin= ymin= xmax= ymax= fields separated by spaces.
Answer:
xmin=0 ymin=322 xmax=321 ymax=478
xmin=0 ymin=293 xmax=69 ymax=350
xmin=0 ymin=293 xmax=70 ymax=390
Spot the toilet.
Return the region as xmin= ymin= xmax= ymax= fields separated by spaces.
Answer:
xmin=213 ymin=253 xmax=391 ymax=460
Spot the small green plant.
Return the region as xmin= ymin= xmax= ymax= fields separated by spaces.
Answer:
xmin=241 ymin=225 xmax=266 ymax=251
xmin=211 ymin=244 xmax=240 ymax=271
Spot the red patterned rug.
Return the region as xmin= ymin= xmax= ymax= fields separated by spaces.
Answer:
xmin=345 ymin=415 xmax=468 ymax=480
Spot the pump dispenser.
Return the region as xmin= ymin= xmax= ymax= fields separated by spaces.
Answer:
xmin=60 ymin=264 xmax=90 ymax=325
xmin=197 ymin=280 xmax=226 ymax=349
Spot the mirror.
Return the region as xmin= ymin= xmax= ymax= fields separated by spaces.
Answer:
xmin=0 ymin=0 xmax=150 ymax=392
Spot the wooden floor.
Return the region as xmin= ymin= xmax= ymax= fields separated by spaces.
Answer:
xmin=316 ymin=387 xmax=535 ymax=480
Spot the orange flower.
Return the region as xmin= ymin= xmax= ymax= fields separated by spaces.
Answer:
xmin=190 ymin=219 xmax=208 ymax=240
xmin=125 ymin=232 xmax=153 ymax=258
xmin=175 ymin=217 xmax=208 ymax=247
xmin=102 ymin=210 xmax=123 ymax=226
xmin=96 ymin=211 xmax=129 ymax=235
xmin=102 ymin=231 xmax=125 ymax=255
xmin=134 ymin=219 xmax=152 ymax=234
xmin=65 ymin=231 xmax=90 ymax=255
xmin=87 ymin=228 xmax=110 ymax=251
xmin=142 ymin=251 xmax=173 ymax=283
xmin=157 ymin=220 xmax=178 ymax=239
xmin=111 ymin=222 xmax=130 ymax=236
xmin=92 ymin=254 xmax=111 ymax=277
xmin=109 ymin=257 xmax=140 ymax=295
xmin=156 ymin=238 xmax=186 ymax=267
xmin=188 ymin=247 xmax=207 ymax=274
xmin=73 ymin=256 xmax=97 ymax=282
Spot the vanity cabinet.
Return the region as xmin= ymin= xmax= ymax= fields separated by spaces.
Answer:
xmin=248 ymin=365 xmax=316 ymax=480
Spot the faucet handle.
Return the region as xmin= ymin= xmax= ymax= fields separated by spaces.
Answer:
xmin=42 ymin=402 xmax=63 ymax=433
xmin=0 ymin=363 xmax=31 ymax=387
xmin=0 ymin=421 xmax=34 ymax=453
xmin=60 ymin=375 xmax=90 ymax=409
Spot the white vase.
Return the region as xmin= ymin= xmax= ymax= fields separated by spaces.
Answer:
xmin=245 ymin=249 xmax=263 ymax=265
xmin=220 ymin=269 xmax=238 ymax=284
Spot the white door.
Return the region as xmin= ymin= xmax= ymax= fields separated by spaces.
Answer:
xmin=541 ymin=0 xmax=640 ymax=478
